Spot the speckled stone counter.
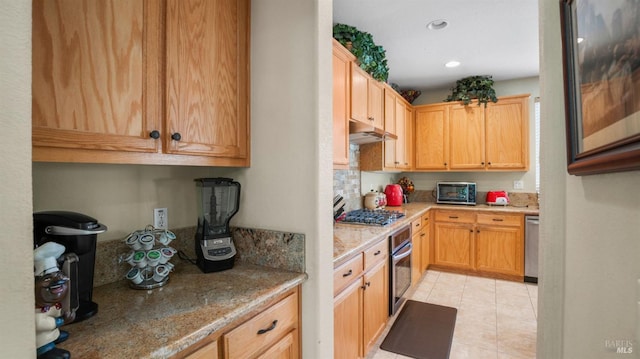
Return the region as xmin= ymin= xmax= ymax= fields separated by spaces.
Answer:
xmin=61 ymin=263 xmax=306 ymax=358
xmin=333 ymin=202 xmax=539 ymax=266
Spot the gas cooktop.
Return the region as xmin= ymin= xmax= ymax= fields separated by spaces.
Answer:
xmin=341 ymin=209 xmax=405 ymax=226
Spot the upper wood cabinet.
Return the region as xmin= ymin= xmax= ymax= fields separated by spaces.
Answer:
xmin=332 ymin=39 xmax=354 ymax=169
xmin=485 ymin=95 xmax=530 ymax=170
xmin=32 ymin=0 xmax=250 ymax=167
xmin=413 ymin=94 xmax=530 ymax=172
xmin=414 ymin=104 xmax=449 ymax=170
xmin=350 ymin=63 xmax=384 ymax=130
xmin=383 ymin=88 xmax=396 ymax=136
xmin=449 ymin=103 xmax=486 ymax=170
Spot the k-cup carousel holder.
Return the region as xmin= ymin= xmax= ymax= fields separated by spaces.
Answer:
xmin=121 ymin=225 xmax=176 ymax=290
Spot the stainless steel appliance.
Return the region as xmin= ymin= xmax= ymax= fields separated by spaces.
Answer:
xmin=436 ymin=181 xmax=477 ymax=205
xmin=33 ymin=211 xmax=107 ymax=322
xmin=194 ymin=178 xmax=241 ymax=273
xmin=525 ymin=215 xmax=539 ymax=283
xmin=340 ymin=209 xmax=405 ymax=226
xmin=389 ymin=225 xmax=412 ymax=315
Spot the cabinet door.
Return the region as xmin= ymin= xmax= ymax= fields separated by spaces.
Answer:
xmin=411 ymin=231 xmax=422 ymax=286
xmin=485 ymin=96 xmax=529 ymax=170
xmin=421 ymin=213 xmax=431 ymax=271
xmin=394 ymin=99 xmax=407 ymax=168
xmin=402 ymin=106 xmax=414 ymax=170
xmin=166 ymin=0 xmax=249 ymax=159
xmin=476 ymin=225 xmax=523 ymax=277
xmin=332 ymin=43 xmax=352 ymax=168
xmin=256 ymin=330 xmax=298 ymax=359
xmin=449 ymin=103 xmax=485 ymax=169
xmin=433 ymin=222 xmax=474 ymax=269
xmin=334 ymin=279 xmax=363 ymax=359
xmin=32 ymin=0 xmax=161 ymax=154
xmin=362 ymin=260 xmax=388 ymax=355
xmin=183 ymin=340 xmax=219 ymax=359
xmin=384 ymin=89 xmax=396 ymax=136
xmin=350 ymin=64 xmax=369 ymax=124
xmin=368 ymin=80 xmax=384 ymax=130
xmin=414 ymin=105 xmax=449 ymax=170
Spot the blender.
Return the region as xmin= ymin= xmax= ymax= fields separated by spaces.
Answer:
xmin=194 ymin=178 xmax=241 ymax=273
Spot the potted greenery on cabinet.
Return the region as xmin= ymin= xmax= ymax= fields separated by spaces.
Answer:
xmin=333 ymin=23 xmax=389 ymax=82
xmin=444 ymin=75 xmax=498 ymax=107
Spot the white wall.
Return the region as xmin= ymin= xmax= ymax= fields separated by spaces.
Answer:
xmin=0 ymin=1 xmax=36 ymax=357
xmin=539 ymin=1 xmax=640 ymax=358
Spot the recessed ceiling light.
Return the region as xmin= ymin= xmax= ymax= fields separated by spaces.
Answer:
xmin=445 ymin=61 xmax=460 ymax=68
xmin=427 ymin=19 xmax=449 ymax=30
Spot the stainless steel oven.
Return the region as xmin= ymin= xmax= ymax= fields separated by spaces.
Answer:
xmin=389 ymin=225 xmax=412 ymax=315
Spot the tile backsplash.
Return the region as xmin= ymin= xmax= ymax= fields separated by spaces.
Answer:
xmin=333 ymin=144 xmax=361 ymax=212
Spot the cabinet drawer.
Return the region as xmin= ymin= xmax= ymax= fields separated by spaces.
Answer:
xmin=334 ymin=254 xmax=364 ymax=295
xmin=184 ymin=340 xmax=218 ymax=359
xmin=411 ymin=218 xmax=422 ymax=234
xmin=224 ymin=292 xmax=298 ymax=359
xmin=476 ymin=213 xmax=522 ymax=227
xmin=435 ymin=210 xmax=475 ymax=224
xmin=421 ymin=212 xmax=430 ymax=228
xmin=364 ymin=239 xmax=388 ymax=271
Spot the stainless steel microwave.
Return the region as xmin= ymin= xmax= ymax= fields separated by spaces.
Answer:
xmin=436 ymin=181 xmax=477 ymax=205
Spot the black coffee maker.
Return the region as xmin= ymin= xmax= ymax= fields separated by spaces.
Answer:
xmin=194 ymin=178 xmax=240 ymax=273
xmin=33 ymin=211 xmax=107 ymax=322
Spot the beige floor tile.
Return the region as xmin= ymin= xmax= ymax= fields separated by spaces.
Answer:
xmin=371 ymin=270 xmax=537 ymax=359
xmin=450 ymin=340 xmax=499 ymax=359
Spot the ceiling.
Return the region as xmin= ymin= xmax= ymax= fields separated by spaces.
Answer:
xmin=333 ymin=0 xmax=540 ymax=92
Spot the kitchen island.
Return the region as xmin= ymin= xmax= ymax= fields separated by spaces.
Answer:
xmin=60 ymin=263 xmax=306 ymax=358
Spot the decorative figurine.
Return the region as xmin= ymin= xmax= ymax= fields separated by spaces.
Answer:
xmin=34 ymin=242 xmax=75 ymax=359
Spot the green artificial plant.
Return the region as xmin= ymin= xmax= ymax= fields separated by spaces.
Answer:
xmin=333 ymin=23 xmax=389 ymax=82
xmin=444 ymin=75 xmax=498 ymax=107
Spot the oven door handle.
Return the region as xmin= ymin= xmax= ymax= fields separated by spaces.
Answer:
xmin=392 ymin=243 xmax=412 ymax=261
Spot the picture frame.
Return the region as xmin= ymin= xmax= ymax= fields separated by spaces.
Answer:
xmin=560 ymin=0 xmax=640 ymax=175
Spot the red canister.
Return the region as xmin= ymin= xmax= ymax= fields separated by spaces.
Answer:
xmin=384 ymin=184 xmax=404 ymax=206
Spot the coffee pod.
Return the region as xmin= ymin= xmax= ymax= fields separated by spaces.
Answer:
xmin=126 ymin=267 xmax=143 ymax=285
xmin=157 ymin=230 xmax=176 ymax=245
xmin=146 ymin=249 xmax=161 ymax=267
xmin=139 ymin=233 xmax=155 ymax=250
xmin=159 ymin=247 xmax=175 ymax=264
xmin=125 ymin=233 xmax=142 ymax=250
xmin=133 ymin=251 xmax=147 ymax=268
xmin=163 ymin=262 xmax=175 ymax=271
xmin=124 ymin=250 xmax=135 ymax=266
xmin=153 ymin=265 xmax=170 ymax=282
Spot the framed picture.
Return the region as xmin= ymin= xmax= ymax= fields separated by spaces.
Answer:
xmin=560 ymin=0 xmax=640 ymax=175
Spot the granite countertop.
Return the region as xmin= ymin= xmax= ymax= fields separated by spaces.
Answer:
xmin=61 ymin=263 xmax=307 ymax=358
xmin=333 ymin=202 xmax=539 ymax=266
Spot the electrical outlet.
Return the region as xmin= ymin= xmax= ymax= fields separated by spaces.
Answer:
xmin=513 ymin=180 xmax=524 ymax=190
xmin=154 ymin=208 xmax=168 ymax=229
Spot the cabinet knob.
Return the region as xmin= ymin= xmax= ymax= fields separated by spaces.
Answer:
xmin=444 ymin=162 xmax=447 ymax=167
xmin=171 ymin=133 xmax=182 ymax=141
xmin=481 ymin=161 xmax=485 ymax=165
xmin=368 ymin=117 xmax=375 ymax=122
xmin=149 ymin=130 xmax=160 ymax=139
xmin=469 ymin=229 xmax=473 ymax=233
xmin=488 ymin=162 xmax=492 ymax=166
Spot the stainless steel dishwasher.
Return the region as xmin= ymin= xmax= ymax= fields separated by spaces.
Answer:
xmin=524 ymin=216 xmax=539 ymax=283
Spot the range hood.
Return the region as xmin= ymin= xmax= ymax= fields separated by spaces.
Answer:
xmin=348 ymin=121 xmax=398 ymax=145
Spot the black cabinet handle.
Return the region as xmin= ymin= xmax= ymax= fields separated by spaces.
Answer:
xmin=488 ymin=162 xmax=492 ymax=166
xmin=374 ymin=250 xmax=381 ymax=256
xmin=171 ymin=133 xmax=182 ymax=141
xmin=469 ymin=229 xmax=473 ymax=233
xmin=342 ymin=269 xmax=353 ymax=277
xmin=449 ymin=216 xmax=458 ymax=219
xmin=444 ymin=162 xmax=447 ymax=166
xmin=492 ymin=218 xmax=504 ymax=222
xmin=481 ymin=161 xmax=485 ymax=165
xmin=257 ymin=320 xmax=278 ymax=335
xmin=149 ymin=130 xmax=160 ymax=139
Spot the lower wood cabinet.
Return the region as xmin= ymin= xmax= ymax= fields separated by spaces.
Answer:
xmin=334 ymin=238 xmax=389 ymax=359
xmin=177 ymin=287 xmax=300 ymax=359
xmin=432 ymin=210 xmax=524 ymax=281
